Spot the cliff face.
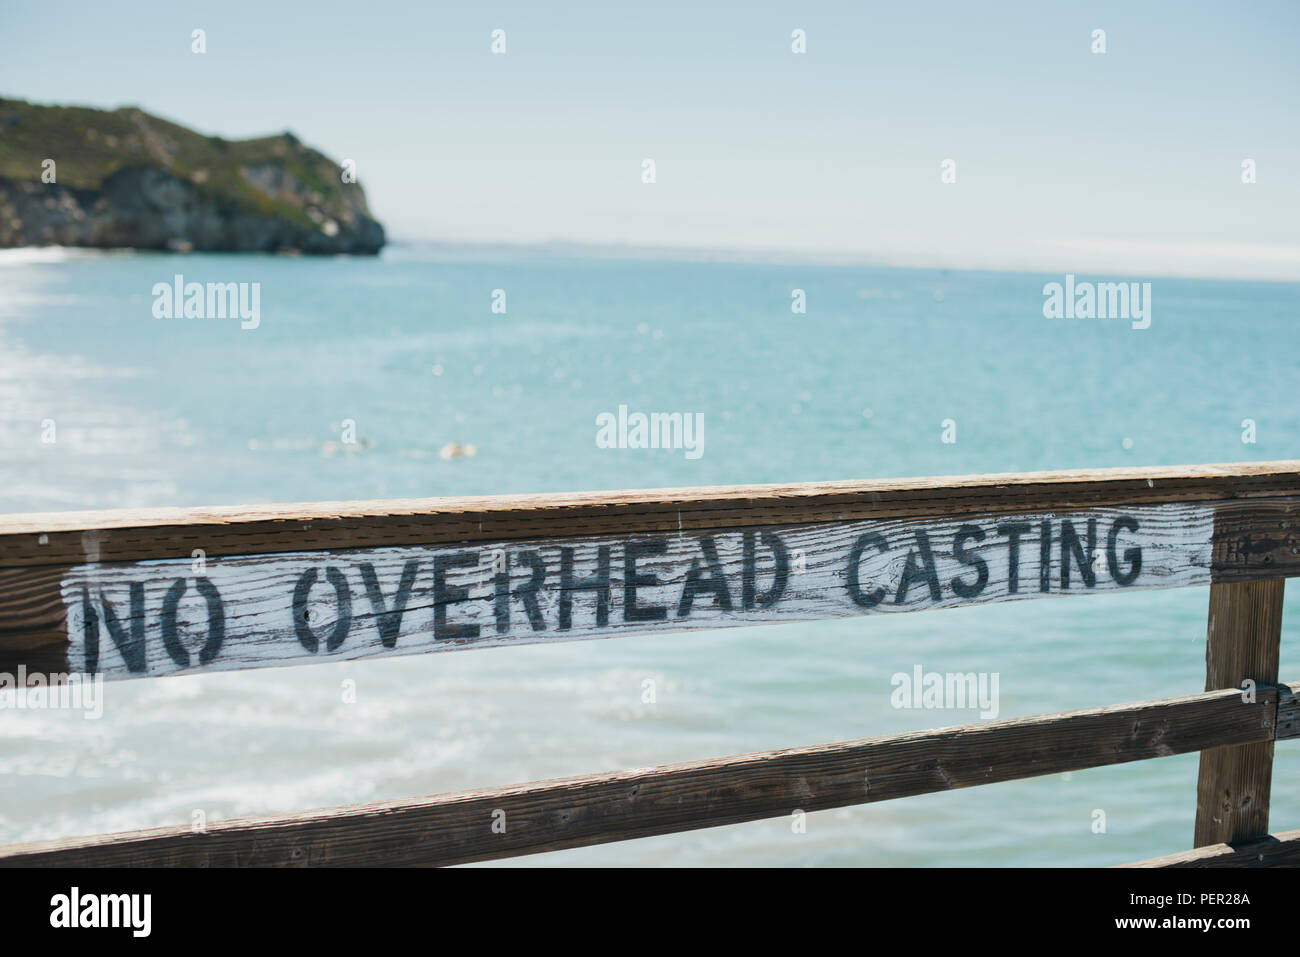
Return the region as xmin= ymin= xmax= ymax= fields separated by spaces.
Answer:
xmin=0 ymin=99 xmax=385 ymax=255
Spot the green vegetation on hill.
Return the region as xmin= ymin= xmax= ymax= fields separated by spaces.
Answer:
xmin=0 ymin=97 xmax=384 ymax=254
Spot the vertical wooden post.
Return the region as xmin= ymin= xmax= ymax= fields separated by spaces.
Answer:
xmin=1193 ymin=578 xmax=1285 ymax=846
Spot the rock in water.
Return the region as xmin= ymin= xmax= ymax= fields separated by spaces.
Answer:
xmin=0 ymin=98 xmax=385 ymax=255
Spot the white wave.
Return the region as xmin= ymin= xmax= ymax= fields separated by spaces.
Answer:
xmin=0 ymin=246 xmax=121 ymax=266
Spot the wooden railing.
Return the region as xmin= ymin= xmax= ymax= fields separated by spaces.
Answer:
xmin=0 ymin=460 xmax=1296 ymax=866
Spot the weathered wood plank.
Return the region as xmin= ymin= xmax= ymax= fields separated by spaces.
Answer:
xmin=1210 ymin=498 xmax=1300 ymax=581
xmin=1277 ymin=682 xmax=1300 ymax=740
xmin=1193 ymin=578 xmax=1285 ymax=847
xmin=1120 ymin=828 xmax=1300 ymax=867
xmin=3 ymin=464 xmax=1296 ymax=682
xmin=50 ymin=505 xmax=1211 ymax=680
xmin=0 ymin=566 xmax=66 ymax=631
xmin=0 ymin=566 xmax=69 ymax=676
xmin=0 ymin=685 xmax=1278 ymax=867
xmin=0 ymin=460 xmax=1296 ymax=569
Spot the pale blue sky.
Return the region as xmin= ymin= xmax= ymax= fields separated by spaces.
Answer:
xmin=2 ymin=0 xmax=1297 ymax=277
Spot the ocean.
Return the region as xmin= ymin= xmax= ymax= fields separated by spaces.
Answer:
xmin=1 ymin=243 xmax=1298 ymax=865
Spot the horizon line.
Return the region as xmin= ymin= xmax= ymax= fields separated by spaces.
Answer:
xmin=384 ymin=236 xmax=1300 ymax=284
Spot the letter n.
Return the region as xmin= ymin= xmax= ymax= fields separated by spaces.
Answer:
xmin=81 ymin=583 xmax=147 ymax=674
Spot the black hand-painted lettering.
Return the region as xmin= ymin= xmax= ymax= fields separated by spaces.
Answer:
xmin=1060 ymin=519 xmax=1098 ymax=589
xmin=1107 ymin=516 xmax=1142 ymax=585
xmin=846 ymin=532 xmax=889 ymax=608
xmin=676 ymin=536 xmax=733 ymax=617
xmin=359 ymin=560 xmax=418 ymax=648
xmin=559 ymin=546 xmax=610 ymax=630
xmin=742 ymin=530 xmax=789 ymax=609
xmin=1039 ymin=520 xmax=1052 ymax=593
xmin=293 ymin=566 xmax=353 ymax=652
xmin=81 ymin=583 xmax=147 ymax=674
xmin=624 ymin=538 xmax=669 ymax=622
xmin=503 ymin=550 xmax=548 ymax=632
xmin=895 ymin=530 xmax=942 ymax=604
xmin=950 ymin=525 xmax=989 ymax=598
xmin=160 ymin=577 xmax=226 ymax=667
xmin=433 ymin=552 xmax=480 ymax=641
xmin=997 ymin=522 xmax=1032 ymax=594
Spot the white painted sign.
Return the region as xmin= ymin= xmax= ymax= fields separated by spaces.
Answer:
xmin=62 ymin=505 xmax=1215 ymax=679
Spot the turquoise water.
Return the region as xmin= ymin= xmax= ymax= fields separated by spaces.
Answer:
xmin=1 ymin=244 xmax=1298 ymax=865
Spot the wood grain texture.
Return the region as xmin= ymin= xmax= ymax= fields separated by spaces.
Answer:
xmin=0 ymin=685 xmax=1278 ymax=867
xmin=1193 ymin=578 xmax=1285 ymax=847
xmin=1277 ymin=682 xmax=1300 ymax=740
xmin=0 ymin=566 xmax=66 ymax=631
xmin=55 ymin=505 xmax=1210 ymax=680
xmin=1 ymin=465 xmax=1296 ymax=683
xmin=0 ymin=460 xmax=1296 ymax=568
xmin=1210 ymin=498 xmax=1300 ymax=581
xmin=0 ymin=566 xmax=69 ymax=677
xmin=1120 ymin=828 xmax=1300 ymax=867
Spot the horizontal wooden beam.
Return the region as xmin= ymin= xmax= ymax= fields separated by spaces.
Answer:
xmin=2 ymin=463 xmax=1298 ymax=681
xmin=0 ymin=684 xmax=1279 ymax=867
xmin=1120 ymin=828 xmax=1300 ymax=867
xmin=38 ymin=504 xmax=1226 ymax=679
xmin=1 ymin=460 xmax=1297 ymax=568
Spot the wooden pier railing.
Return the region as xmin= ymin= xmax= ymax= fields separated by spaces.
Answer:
xmin=0 ymin=460 xmax=1297 ymax=866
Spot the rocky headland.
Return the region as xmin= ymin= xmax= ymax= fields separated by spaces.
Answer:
xmin=0 ymin=98 xmax=385 ymax=255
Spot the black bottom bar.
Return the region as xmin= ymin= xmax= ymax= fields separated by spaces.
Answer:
xmin=0 ymin=865 xmax=1285 ymax=943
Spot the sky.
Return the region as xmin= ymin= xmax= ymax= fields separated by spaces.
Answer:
xmin=1 ymin=0 xmax=1298 ymax=278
